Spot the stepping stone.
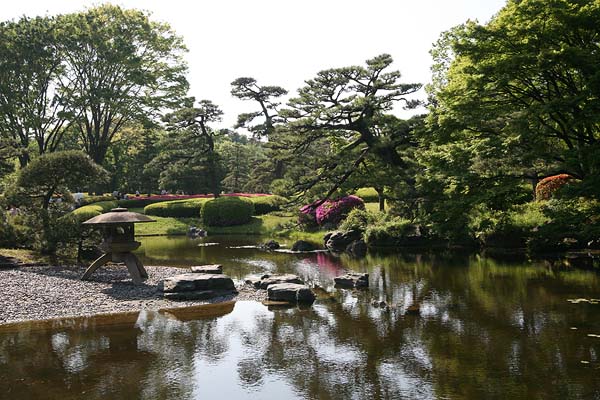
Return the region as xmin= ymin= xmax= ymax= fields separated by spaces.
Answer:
xmin=191 ymin=264 xmax=223 ymax=274
xmin=247 ymin=274 xmax=304 ymax=289
xmin=334 ymin=272 xmax=369 ymax=288
xmin=267 ymin=283 xmax=315 ymax=304
xmin=163 ymin=273 xmax=235 ymax=293
xmin=291 ymin=240 xmax=318 ymax=252
xmin=262 ymin=240 xmax=280 ymax=250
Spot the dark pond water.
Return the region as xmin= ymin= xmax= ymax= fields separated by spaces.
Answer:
xmin=2 ymin=235 xmax=600 ymax=399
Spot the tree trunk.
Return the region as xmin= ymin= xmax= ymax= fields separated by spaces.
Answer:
xmin=376 ymin=187 xmax=385 ymax=212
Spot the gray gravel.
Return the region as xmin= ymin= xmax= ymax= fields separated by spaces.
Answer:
xmin=0 ymin=264 xmax=266 ymax=325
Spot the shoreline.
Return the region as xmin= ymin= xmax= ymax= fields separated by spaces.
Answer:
xmin=0 ymin=264 xmax=265 ymax=326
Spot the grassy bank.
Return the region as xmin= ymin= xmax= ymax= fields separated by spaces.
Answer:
xmin=134 ymin=211 xmax=327 ymax=243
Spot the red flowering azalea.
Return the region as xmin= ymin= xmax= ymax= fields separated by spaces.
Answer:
xmin=300 ymin=196 xmax=365 ymax=226
xmin=535 ymin=174 xmax=574 ymax=200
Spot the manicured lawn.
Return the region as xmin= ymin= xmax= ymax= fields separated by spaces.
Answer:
xmin=133 ymin=202 xmax=381 ymax=239
xmin=135 ymin=215 xmax=202 ymax=236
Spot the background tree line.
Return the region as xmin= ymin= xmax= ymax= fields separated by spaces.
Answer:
xmin=0 ymin=0 xmax=598 ymax=253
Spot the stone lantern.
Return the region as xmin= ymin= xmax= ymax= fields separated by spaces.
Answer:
xmin=81 ymin=208 xmax=155 ymax=285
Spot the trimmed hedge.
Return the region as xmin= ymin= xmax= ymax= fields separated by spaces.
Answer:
xmin=200 ymin=196 xmax=254 ymax=226
xmin=71 ymin=200 xmax=118 ymax=221
xmin=251 ymin=195 xmax=287 ymax=215
xmin=354 ymin=187 xmax=379 ymax=203
xmin=79 ymin=195 xmax=115 ymax=206
xmin=143 ymin=195 xmax=284 ymax=218
xmin=144 ymin=198 xmax=210 ymax=217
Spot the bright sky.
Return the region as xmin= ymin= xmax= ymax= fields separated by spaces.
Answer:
xmin=0 ymin=0 xmax=507 ymax=129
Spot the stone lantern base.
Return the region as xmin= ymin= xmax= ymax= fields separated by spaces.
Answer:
xmin=81 ymin=240 xmax=148 ymax=285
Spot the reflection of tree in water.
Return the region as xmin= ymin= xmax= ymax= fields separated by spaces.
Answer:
xmin=2 ymin=254 xmax=600 ymax=399
xmin=209 ymin=254 xmax=600 ymax=399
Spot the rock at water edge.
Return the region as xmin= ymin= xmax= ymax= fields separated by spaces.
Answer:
xmin=254 ymin=274 xmax=304 ymax=289
xmin=163 ymin=273 xmax=235 ymax=293
xmin=267 ymin=283 xmax=315 ymax=304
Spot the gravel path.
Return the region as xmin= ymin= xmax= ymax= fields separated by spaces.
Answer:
xmin=0 ymin=264 xmax=266 ymax=325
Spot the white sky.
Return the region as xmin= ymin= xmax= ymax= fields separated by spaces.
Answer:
xmin=0 ymin=0 xmax=507 ymax=129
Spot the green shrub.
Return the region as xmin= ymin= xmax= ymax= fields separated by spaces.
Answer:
xmin=0 ymin=213 xmax=27 ymax=248
xmin=471 ymin=203 xmax=548 ymax=248
xmin=528 ymin=198 xmax=600 ymax=252
xmin=72 ymin=200 xmax=118 ymax=219
xmin=250 ymin=195 xmax=287 ymax=215
xmin=144 ymin=198 xmax=209 ymax=217
xmin=339 ymin=208 xmax=383 ymax=233
xmin=79 ymin=194 xmax=115 ymax=206
xmin=354 ymin=187 xmax=379 ymax=202
xmin=365 ymin=218 xmax=423 ymax=246
xmin=200 ymin=196 xmax=254 ymax=226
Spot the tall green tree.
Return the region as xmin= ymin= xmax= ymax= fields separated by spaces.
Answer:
xmin=230 ymin=77 xmax=287 ymax=137
xmin=0 ymin=16 xmax=73 ymax=166
xmin=147 ymin=100 xmax=224 ymax=196
xmin=59 ymin=5 xmax=189 ymax=165
xmin=428 ymin=0 xmax=600 ymax=181
xmin=280 ymin=54 xmax=421 ymax=201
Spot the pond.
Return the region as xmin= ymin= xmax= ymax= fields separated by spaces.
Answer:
xmin=1 ymin=235 xmax=600 ymax=399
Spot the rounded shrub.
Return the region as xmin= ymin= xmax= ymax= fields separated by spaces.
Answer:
xmin=72 ymin=200 xmax=118 ymax=219
xmin=200 ymin=196 xmax=254 ymax=226
xmin=339 ymin=208 xmax=381 ymax=233
xmin=535 ymin=174 xmax=574 ymax=200
xmin=354 ymin=187 xmax=379 ymax=203
xmin=144 ymin=198 xmax=209 ymax=217
xmin=364 ymin=218 xmax=429 ymax=247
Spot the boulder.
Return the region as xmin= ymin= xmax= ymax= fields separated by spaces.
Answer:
xmin=263 ymin=240 xmax=280 ymax=250
xmin=267 ymin=283 xmax=315 ymax=304
xmin=334 ymin=272 xmax=369 ymax=288
xmin=191 ymin=264 xmax=223 ymax=274
xmin=249 ymin=273 xmax=304 ymax=289
xmin=346 ymin=240 xmax=367 ymax=257
xmin=291 ymin=240 xmax=318 ymax=252
xmin=325 ymin=230 xmax=362 ymax=252
xmin=163 ymin=273 xmax=235 ymax=293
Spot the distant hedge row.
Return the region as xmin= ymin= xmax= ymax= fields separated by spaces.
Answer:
xmin=143 ymin=198 xmax=210 ymax=217
xmin=143 ymin=195 xmax=286 ymax=218
xmin=71 ymin=200 xmax=118 ymax=221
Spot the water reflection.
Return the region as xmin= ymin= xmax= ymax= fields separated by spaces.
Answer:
xmin=1 ymin=236 xmax=600 ymax=399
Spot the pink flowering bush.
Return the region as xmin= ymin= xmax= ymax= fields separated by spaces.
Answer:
xmin=300 ymin=196 xmax=365 ymax=226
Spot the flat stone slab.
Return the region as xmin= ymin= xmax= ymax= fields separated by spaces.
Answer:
xmin=246 ymin=273 xmax=304 ymax=289
xmin=163 ymin=273 xmax=234 ymax=293
xmin=267 ymin=283 xmax=315 ymax=304
xmin=163 ymin=289 xmax=237 ymax=301
xmin=191 ymin=264 xmax=223 ymax=274
xmin=334 ymin=272 xmax=369 ymax=288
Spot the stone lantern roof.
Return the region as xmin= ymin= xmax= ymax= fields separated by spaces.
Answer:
xmin=82 ymin=208 xmax=155 ymax=225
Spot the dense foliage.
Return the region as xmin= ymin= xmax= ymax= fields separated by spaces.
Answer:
xmin=200 ymin=197 xmax=255 ymax=227
xmin=0 ymin=0 xmax=598 ymax=255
